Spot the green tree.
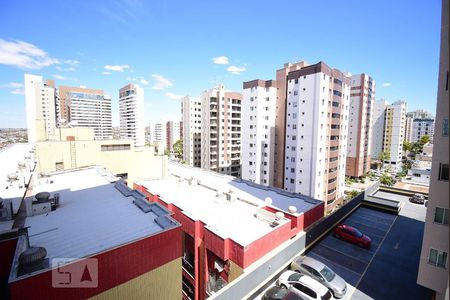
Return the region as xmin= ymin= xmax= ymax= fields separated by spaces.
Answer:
xmin=403 ymin=141 xmax=412 ymax=153
xmin=378 ymin=151 xmax=390 ymax=169
xmin=380 ymin=173 xmax=394 ymax=186
xmin=419 ymin=135 xmax=430 ymax=145
xmin=164 ymin=149 xmax=170 ymax=156
xmin=173 ymin=139 xmax=183 ymax=159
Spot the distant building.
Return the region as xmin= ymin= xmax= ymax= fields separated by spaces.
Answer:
xmin=412 ymin=118 xmax=435 ymax=143
xmin=2 ymin=167 xmax=181 ymax=300
xmin=346 ymin=74 xmax=375 ymax=177
xmin=119 ymin=83 xmax=145 ymax=147
xmin=166 ymin=121 xmax=181 ymax=152
xmin=149 ymin=122 xmax=166 ymax=154
xmin=405 ymin=115 xmax=414 ymax=143
xmin=371 ymin=99 xmax=388 ymax=160
xmin=134 ymin=162 xmax=324 ymax=300
xmin=201 ymin=85 xmax=242 ymax=177
xmin=182 ymin=96 xmax=202 ymax=167
xmin=241 ymin=80 xmax=277 ymax=186
xmin=24 ymin=74 xmax=57 ymax=143
xmin=417 ymin=0 xmax=449 ymax=298
xmin=407 ymin=109 xmax=434 ymax=120
xmin=383 ymin=101 xmax=407 ymax=167
xmin=59 ymin=85 xmax=112 ymax=140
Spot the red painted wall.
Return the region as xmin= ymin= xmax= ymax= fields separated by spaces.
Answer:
xmin=0 ymin=237 xmax=18 ymax=297
xmin=304 ymin=203 xmax=325 ymax=229
xmin=9 ymin=226 xmax=182 ymax=300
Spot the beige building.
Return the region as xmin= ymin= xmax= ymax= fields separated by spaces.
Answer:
xmin=417 ymin=0 xmax=449 ymax=299
xmin=346 ymin=74 xmax=375 ymax=177
xmin=34 ymin=121 xmax=167 ymax=186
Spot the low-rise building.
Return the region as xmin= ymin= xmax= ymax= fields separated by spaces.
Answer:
xmin=134 ymin=162 xmax=324 ymax=300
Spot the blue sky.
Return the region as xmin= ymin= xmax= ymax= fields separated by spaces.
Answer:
xmin=0 ymin=0 xmax=442 ymax=128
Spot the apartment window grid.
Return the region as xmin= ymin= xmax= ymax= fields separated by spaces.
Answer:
xmin=434 ymin=207 xmax=449 ymax=225
xmin=428 ymin=248 xmax=448 ymax=269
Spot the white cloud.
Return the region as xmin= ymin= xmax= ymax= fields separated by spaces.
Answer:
xmin=165 ymin=92 xmax=183 ymax=100
xmin=140 ymin=79 xmax=149 ymax=85
xmin=52 ymin=74 xmax=78 ymax=82
xmin=0 ymin=39 xmax=59 ymax=69
xmin=212 ymin=56 xmax=229 ymax=65
xmin=10 ymin=89 xmax=25 ymax=95
xmin=104 ymin=64 xmax=130 ymax=72
xmin=63 ymin=59 xmax=80 ymax=66
xmin=227 ymin=65 xmax=246 ymax=75
xmin=0 ymin=82 xmax=24 ymax=89
xmin=65 ymin=67 xmax=76 ymax=71
xmin=382 ymin=82 xmax=392 ymax=87
xmin=102 ymin=71 xmax=112 ymax=75
xmin=152 ymin=74 xmax=173 ymax=90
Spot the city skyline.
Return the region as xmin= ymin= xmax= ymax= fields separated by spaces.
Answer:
xmin=0 ymin=0 xmax=442 ymax=128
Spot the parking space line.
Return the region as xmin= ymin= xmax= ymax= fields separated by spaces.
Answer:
xmin=350 ymin=213 xmax=399 ymax=298
xmin=313 ymin=241 xmax=370 ymax=267
xmin=308 ymin=251 xmax=363 ymax=277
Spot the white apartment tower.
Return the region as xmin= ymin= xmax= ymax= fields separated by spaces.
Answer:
xmin=149 ymin=122 xmax=166 ymax=153
xmin=405 ymin=116 xmax=414 ymax=143
xmin=417 ymin=0 xmax=449 ymax=297
xmin=283 ymin=62 xmax=351 ymax=208
xmin=201 ymin=85 xmax=242 ymax=177
xmin=412 ymin=118 xmax=435 ymax=143
xmin=166 ymin=121 xmax=181 ymax=151
xmin=241 ymin=80 xmax=277 ymax=186
xmin=119 ymin=83 xmax=145 ymax=147
xmin=346 ymin=74 xmax=375 ymax=177
xmin=24 ymin=74 xmax=57 ymax=142
xmin=181 ymin=96 xmax=202 ymax=167
xmin=370 ymin=99 xmax=388 ymax=160
xmin=383 ymin=101 xmax=407 ymax=168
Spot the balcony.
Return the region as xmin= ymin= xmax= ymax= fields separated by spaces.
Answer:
xmin=182 ymin=253 xmax=195 ymax=278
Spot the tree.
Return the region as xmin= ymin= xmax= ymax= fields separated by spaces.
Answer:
xmin=380 ymin=173 xmax=394 ymax=186
xmin=164 ymin=149 xmax=170 ymax=156
xmin=419 ymin=135 xmax=431 ymax=146
xmin=173 ymin=139 xmax=183 ymax=159
xmin=378 ymin=151 xmax=390 ymax=169
xmin=403 ymin=141 xmax=412 ymax=153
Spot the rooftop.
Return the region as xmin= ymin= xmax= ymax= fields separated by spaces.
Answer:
xmin=137 ymin=162 xmax=321 ymax=246
xmin=14 ymin=167 xmax=178 ymax=277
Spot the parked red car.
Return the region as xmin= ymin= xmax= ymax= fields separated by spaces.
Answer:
xmin=334 ymin=224 xmax=371 ymax=248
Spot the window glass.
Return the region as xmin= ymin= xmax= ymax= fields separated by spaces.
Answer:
xmin=439 ymin=164 xmax=449 ymax=181
xmin=434 ymin=207 xmax=449 ymax=225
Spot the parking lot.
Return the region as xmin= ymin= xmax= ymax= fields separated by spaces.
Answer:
xmin=253 ymin=191 xmax=432 ymax=300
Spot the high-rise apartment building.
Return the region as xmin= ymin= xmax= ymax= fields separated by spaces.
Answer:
xmin=346 ymin=74 xmax=375 ymax=177
xmin=200 ymin=85 xmax=242 ymax=177
xmin=412 ymin=118 xmax=435 ymax=143
xmin=149 ymin=122 xmax=166 ymax=152
xmin=119 ymin=83 xmax=145 ymax=147
xmin=370 ymin=99 xmax=388 ymax=160
xmin=417 ymin=0 xmax=449 ymax=298
xmin=241 ymin=80 xmax=277 ymax=186
xmin=283 ymin=62 xmax=350 ymax=208
xmin=383 ymin=101 xmax=407 ymax=167
xmin=181 ymin=96 xmax=202 ymax=167
xmin=405 ymin=115 xmax=414 ymax=143
xmin=24 ymin=74 xmax=57 ymax=142
xmin=166 ymin=121 xmax=181 ymax=151
xmin=273 ymin=61 xmax=309 ymax=189
xmin=407 ymin=109 xmax=434 ymax=119
xmin=59 ymin=86 xmax=112 ymax=140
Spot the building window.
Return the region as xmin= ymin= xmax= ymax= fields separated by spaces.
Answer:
xmin=428 ymin=248 xmax=448 ymax=268
xmin=434 ymin=207 xmax=449 ymax=225
xmin=443 ymin=118 xmax=449 ymax=136
xmin=439 ymin=164 xmax=449 ymax=181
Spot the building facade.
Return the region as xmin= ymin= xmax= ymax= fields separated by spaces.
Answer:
xmin=59 ymin=86 xmax=112 ymax=140
xmin=417 ymin=0 xmax=449 ymax=298
xmin=412 ymin=118 xmax=435 ymax=143
xmin=182 ymin=96 xmax=202 ymax=167
xmin=282 ymin=62 xmax=350 ymax=209
xmin=241 ymin=80 xmax=277 ymax=186
xmin=370 ymin=99 xmax=388 ymax=160
xmin=24 ymin=74 xmax=57 ymax=143
xmin=346 ymin=74 xmax=375 ymax=177
xmin=383 ymin=101 xmax=407 ymax=168
xmin=166 ymin=121 xmax=181 ymax=152
xmin=149 ymin=122 xmax=166 ymax=153
xmin=119 ymin=83 xmax=145 ymax=147
xmin=200 ymin=85 xmax=242 ymax=177
xmin=405 ymin=115 xmax=414 ymax=143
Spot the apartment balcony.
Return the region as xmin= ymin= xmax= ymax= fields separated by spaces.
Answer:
xmin=232 ymin=107 xmax=241 ymax=112
xmin=182 ymin=253 xmax=195 ymax=278
xmin=330 ymin=129 xmax=340 ymax=136
xmin=329 ymin=140 xmax=339 ymax=147
xmin=332 ymin=106 xmax=341 ymax=114
xmin=231 ymin=120 xmax=241 ymax=125
xmin=328 ymin=159 xmax=339 ymax=169
xmin=210 ymin=105 xmax=218 ymax=111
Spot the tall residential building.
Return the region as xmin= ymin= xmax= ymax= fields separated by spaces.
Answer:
xmin=283 ymin=61 xmax=351 ymax=208
xmin=241 ymin=80 xmax=277 ymax=186
xmin=24 ymin=74 xmax=57 ymax=142
xmin=412 ymin=118 xmax=435 ymax=143
xmin=149 ymin=122 xmax=166 ymax=153
xmin=417 ymin=0 xmax=449 ymax=298
xmin=370 ymin=99 xmax=388 ymax=159
xmin=200 ymin=85 xmax=242 ymax=177
xmin=273 ymin=61 xmax=309 ymax=189
xmin=405 ymin=116 xmax=414 ymax=143
xmin=383 ymin=101 xmax=407 ymax=167
xmin=59 ymin=86 xmax=112 ymax=140
xmin=407 ymin=109 xmax=434 ymax=119
xmin=119 ymin=83 xmax=145 ymax=147
xmin=346 ymin=74 xmax=375 ymax=177
xmin=166 ymin=121 xmax=181 ymax=151
xmin=181 ymin=96 xmax=202 ymax=167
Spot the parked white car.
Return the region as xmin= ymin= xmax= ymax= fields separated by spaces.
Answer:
xmin=276 ymin=270 xmax=332 ymax=300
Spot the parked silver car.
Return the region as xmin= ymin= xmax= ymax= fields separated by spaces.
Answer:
xmin=290 ymin=256 xmax=347 ymax=298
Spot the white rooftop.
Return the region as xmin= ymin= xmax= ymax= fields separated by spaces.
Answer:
xmin=25 ymin=167 xmax=178 ymax=262
xmin=137 ymin=162 xmax=320 ymax=246
xmin=0 ymin=144 xmax=35 ymax=217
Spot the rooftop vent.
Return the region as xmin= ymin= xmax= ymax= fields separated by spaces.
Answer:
xmin=35 ymin=192 xmax=50 ymax=203
xmin=288 ymin=206 xmax=297 ymax=214
xmin=19 ymin=247 xmax=47 ymax=266
xmin=265 ymin=197 xmax=273 ymax=205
